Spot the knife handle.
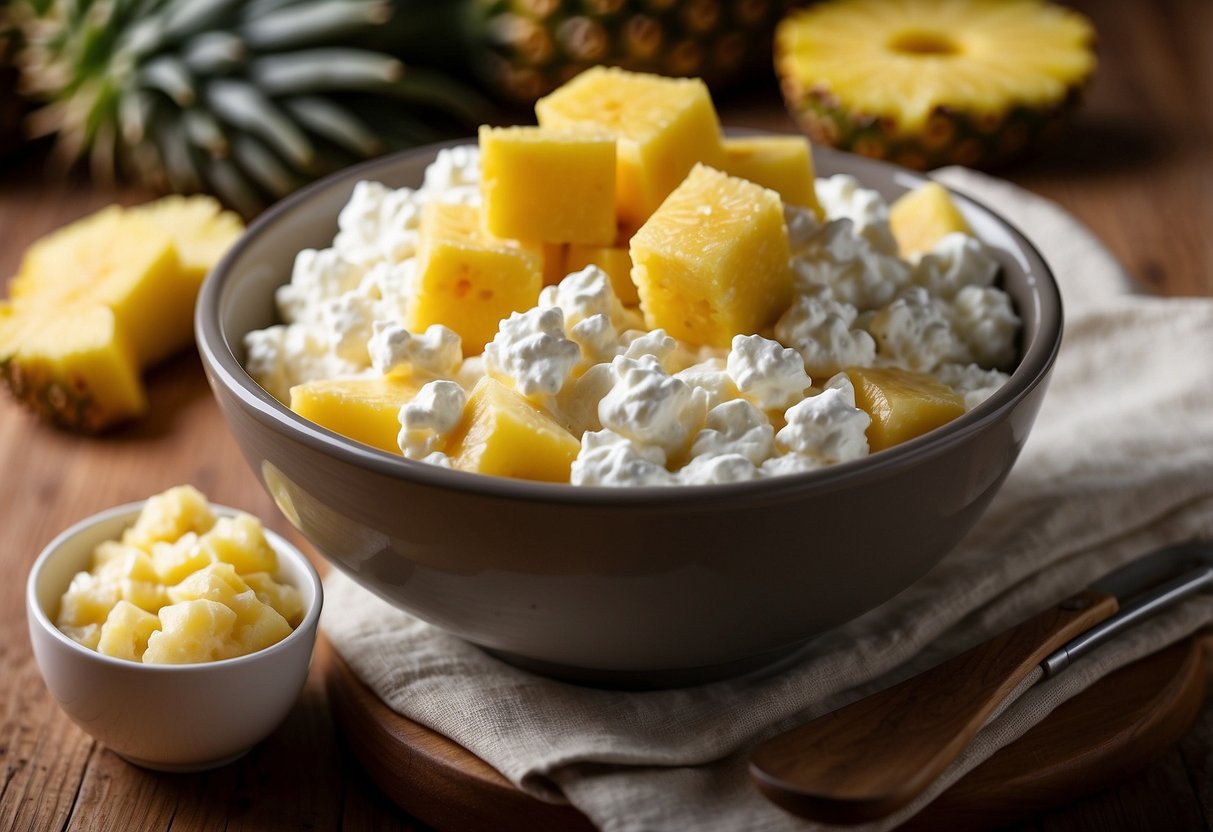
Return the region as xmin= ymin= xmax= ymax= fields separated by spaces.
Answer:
xmin=749 ymin=589 xmax=1118 ymax=825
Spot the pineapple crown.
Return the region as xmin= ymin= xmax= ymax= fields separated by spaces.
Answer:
xmin=12 ymin=0 xmax=490 ymax=215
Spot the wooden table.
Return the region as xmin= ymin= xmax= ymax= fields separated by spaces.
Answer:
xmin=2 ymin=0 xmax=1210 ymax=828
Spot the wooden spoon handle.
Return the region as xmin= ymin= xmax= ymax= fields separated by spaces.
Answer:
xmin=749 ymin=589 xmax=1119 ymax=825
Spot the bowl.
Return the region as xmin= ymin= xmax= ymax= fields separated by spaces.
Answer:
xmin=26 ymin=501 xmax=323 ymax=771
xmin=196 ymin=140 xmax=1061 ymax=687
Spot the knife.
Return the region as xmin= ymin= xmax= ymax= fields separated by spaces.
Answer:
xmin=748 ymin=541 xmax=1213 ymax=826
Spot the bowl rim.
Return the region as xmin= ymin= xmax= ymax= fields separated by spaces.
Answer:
xmin=196 ymin=139 xmax=1063 ymax=507
xmin=27 ymin=500 xmax=323 ymax=672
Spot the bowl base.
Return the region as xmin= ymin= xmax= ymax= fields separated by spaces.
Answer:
xmin=480 ymin=639 xmax=820 ymax=690
xmin=114 ymin=747 xmax=252 ymax=773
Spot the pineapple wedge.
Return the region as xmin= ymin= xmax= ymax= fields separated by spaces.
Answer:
xmin=630 ymin=164 xmax=793 ymax=348
xmin=479 ymin=125 xmax=617 ymax=245
xmin=889 ymin=182 xmax=974 ymax=257
xmin=289 ymin=374 xmax=421 ymax=454
xmin=445 ymin=377 xmax=581 ymax=483
xmin=848 ymin=366 xmax=965 ymax=452
xmin=2 ymin=197 xmax=243 ymax=431
xmin=536 ymin=67 xmax=726 ymax=229
xmin=0 ymin=303 xmax=146 ymax=432
xmin=722 ymin=135 xmax=824 ymax=217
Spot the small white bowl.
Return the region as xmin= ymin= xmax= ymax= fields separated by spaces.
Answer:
xmin=26 ymin=501 xmax=323 ymax=772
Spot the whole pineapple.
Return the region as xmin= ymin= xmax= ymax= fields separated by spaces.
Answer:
xmin=775 ymin=0 xmax=1096 ymax=170
xmin=452 ymin=0 xmax=808 ymax=105
xmin=0 ymin=3 xmax=29 ymax=161
xmin=12 ymin=0 xmax=489 ymax=215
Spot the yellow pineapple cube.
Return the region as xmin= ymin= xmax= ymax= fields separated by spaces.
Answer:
xmin=289 ymin=374 xmax=421 ymax=454
xmin=196 ymin=514 xmax=278 ymax=575
xmin=630 ymin=165 xmax=793 ymax=348
xmin=565 ymin=245 xmax=640 ymax=306
xmin=56 ymin=571 xmax=121 ymax=628
xmin=410 ymin=203 xmax=543 ymax=355
xmin=721 ymin=135 xmax=824 ymax=217
xmin=93 ymin=542 xmax=167 ymax=612
xmin=97 ymin=600 xmax=162 ymax=662
xmin=142 ymin=599 xmax=237 ymax=664
xmin=536 ymin=67 xmax=726 ymax=228
xmin=542 ymin=243 xmax=569 ymax=285
xmin=230 ymin=601 xmax=293 ymax=655
xmin=445 ymin=377 xmax=580 ymax=482
xmin=127 ymin=195 xmax=244 ymax=285
xmin=479 ymin=125 xmax=617 ymax=245
xmin=889 ymin=182 xmax=974 ymax=257
xmin=0 ymin=303 xmax=147 ymax=432
xmin=168 ymin=562 xmax=291 ymax=656
xmin=847 ymin=366 xmax=966 ymax=452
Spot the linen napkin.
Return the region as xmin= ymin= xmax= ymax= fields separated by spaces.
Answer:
xmin=321 ymin=167 xmax=1213 ymax=831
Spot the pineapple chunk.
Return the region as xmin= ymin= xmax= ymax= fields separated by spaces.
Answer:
xmin=0 ymin=303 xmax=146 ymax=432
xmin=127 ymin=195 xmax=244 ymax=285
xmin=289 ymin=374 xmax=421 ymax=454
xmin=97 ymin=600 xmax=161 ymax=662
xmin=57 ymin=570 xmax=121 ymax=629
xmin=721 ymin=135 xmax=824 ymax=217
xmin=167 ymin=562 xmax=292 ymax=656
xmin=142 ymin=599 xmax=237 ymax=664
xmin=93 ymin=542 xmax=168 ymax=613
xmin=630 ymin=164 xmax=793 ymax=348
xmin=244 ymin=572 xmax=305 ymax=628
xmin=542 ymin=243 xmax=569 ymax=285
xmin=479 ymin=125 xmax=617 ymax=245
xmin=151 ymin=534 xmax=212 ymax=586
xmin=196 ymin=514 xmax=278 ymax=575
xmin=565 ymin=245 xmax=639 ymax=306
xmin=889 ymin=182 xmax=974 ymax=257
xmin=848 ymin=366 xmax=966 ymax=452
xmin=409 ymin=203 xmax=543 ymax=355
xmin=536 ymin=67 xmax=726 ymax=228
xmin=123 ymin=484 xmax=216 ymax=550
xmin=445 ymin=377 xmax=580 ymax=482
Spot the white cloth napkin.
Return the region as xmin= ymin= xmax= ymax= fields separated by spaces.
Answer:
xmin=321 ymin=167 xmax=1213 ymax=831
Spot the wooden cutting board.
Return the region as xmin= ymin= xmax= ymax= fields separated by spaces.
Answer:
xmin=324 ymin=636 xmax=1207 ymax=832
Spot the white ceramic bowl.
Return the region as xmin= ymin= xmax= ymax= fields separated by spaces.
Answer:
xmin=26 ymin=501 xmax=323 ymax=772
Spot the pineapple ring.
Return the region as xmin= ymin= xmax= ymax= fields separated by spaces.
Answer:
xmin=775 ymin=0 xmax=1097 ymax=169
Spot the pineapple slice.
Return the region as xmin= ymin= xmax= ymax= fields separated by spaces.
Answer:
xmin=848 ymin=366 xmax=965 ymax=452
xmin=565 ymin=244 xmax=639 ymax=306
xmin=536 ymin=67 xmax=726 ymax=228
xmin=775 ymin=0 xmax=1096 ymax=169
xmin=0 ymin=303 xmax=146 ymax=432
xmin=445 ymin=377 xmax=580 ymax=483
xmin=289 ymin=374 xmax=421 ymax=454
xmin=721 ymin=135 xmax=824 ymax=217
xmin=127 ymin=195 xmax=244 ymax=285
xmin=889 ymin=182 xmax=973 ymax=257
xmin=96 ymin=600 xmax=162 ymax=662
xmin=630 ymin=164 xmax=793 ymax=348
xmin=479 ymin=125 xmax=617 ymax=245
xmin=409 ymin=203 xmax=543 ymax=355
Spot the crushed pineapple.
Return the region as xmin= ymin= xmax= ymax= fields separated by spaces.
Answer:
xmin=56 ymin=486 xmax=304 ymax=664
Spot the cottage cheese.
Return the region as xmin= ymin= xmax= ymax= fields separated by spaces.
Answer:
xmin=245 ymin=151 xmax=1021 ymax=487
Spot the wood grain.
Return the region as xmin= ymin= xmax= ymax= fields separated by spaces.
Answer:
xmin=749 ymin=591 xmax=1119 ymax=824
xmin=1 ymin=0 xmax=1211 ymax=829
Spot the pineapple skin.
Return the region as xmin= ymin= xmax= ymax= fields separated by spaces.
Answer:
xmin=774 ymin=0 xmax=1097 ymax=170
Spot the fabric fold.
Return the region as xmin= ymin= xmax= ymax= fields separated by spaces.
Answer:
xmin=321 ymin=168 xmax=1213 ymax=831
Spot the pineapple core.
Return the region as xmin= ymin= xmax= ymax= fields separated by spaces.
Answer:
xmin=630 ymin=164 xmax=793 ymax=349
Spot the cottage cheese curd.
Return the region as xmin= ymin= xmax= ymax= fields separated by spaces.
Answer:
xmin=245 ymin=147 xmax=1020 ymax=486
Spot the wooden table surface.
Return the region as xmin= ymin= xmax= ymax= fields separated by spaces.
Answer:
xmin=2 ymin=0 xmax=1210 ymax=829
